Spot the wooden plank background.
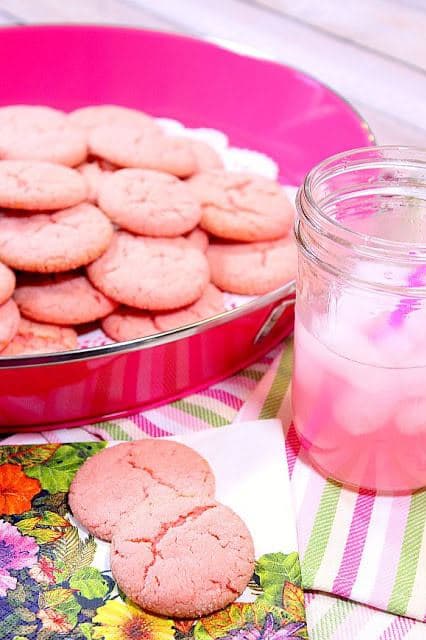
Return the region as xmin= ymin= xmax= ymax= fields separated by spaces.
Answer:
xmin=0 ymin=0 xmax=424 ymax=146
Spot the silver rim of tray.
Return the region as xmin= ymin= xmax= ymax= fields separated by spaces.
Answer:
xmin=0 ymin=281 xmax=296 ymax=368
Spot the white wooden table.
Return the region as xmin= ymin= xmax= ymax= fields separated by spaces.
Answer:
xmin=0 ymin=0 xmax=424 ymax=147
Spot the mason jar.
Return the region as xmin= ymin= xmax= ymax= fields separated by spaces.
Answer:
xmin=293 ymin=147 xmax=426 ymax=492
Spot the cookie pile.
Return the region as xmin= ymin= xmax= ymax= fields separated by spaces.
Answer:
xmin=69 ymin=440 xmax=255 ymax=618
xmin=0 ymin=104 xmax=296 ymax=356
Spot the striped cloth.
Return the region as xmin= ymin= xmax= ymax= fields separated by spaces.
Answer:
xmin=83 ymin=345 xmax=276 ymax=440
xmin=243 ymin=342 xmax=426 ymax=625
xmin=305 ymin=592 xmax=425 ymax=639
xmin=2 ymin=339 xmax=425 ymax=639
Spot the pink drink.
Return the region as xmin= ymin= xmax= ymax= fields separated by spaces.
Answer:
xmin=293 ymin=147 xmax=426 ymax=492
xmin=292 ymin=313 xmax=426 ymax=492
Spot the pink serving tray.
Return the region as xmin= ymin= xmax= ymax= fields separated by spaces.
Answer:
xmin=0 ymin=25 xmax=373 ymax=430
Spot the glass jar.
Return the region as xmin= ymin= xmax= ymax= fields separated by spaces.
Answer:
xmin=293 ymin=146 xmax=426 ymax=492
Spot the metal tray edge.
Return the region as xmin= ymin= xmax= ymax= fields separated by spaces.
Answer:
xmin=0 ymin=281 xmax=296 ymax=369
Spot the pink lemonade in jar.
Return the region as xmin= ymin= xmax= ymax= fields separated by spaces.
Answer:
xmin=293 ymin=147 xmax=426 ymax=492
xmin=292 ymin=313 xmax=426 ymax=492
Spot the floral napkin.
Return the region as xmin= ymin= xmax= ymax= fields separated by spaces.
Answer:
xmin=0 ymin=419 xmax=308 ymax=640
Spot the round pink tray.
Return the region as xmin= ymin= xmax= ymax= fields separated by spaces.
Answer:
xmin=0 ymin=25 xmax=373 ymax=430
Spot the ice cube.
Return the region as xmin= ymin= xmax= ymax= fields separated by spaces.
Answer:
xmin=333 ymin=289 xmax=379 ymax=329
xmin=371 ymin=325 xmax=416 ymax=367
xmin=394 ymin=397 xmax=426 ymax=435
xmin=333 ymin=389 xmax=393 ymax=435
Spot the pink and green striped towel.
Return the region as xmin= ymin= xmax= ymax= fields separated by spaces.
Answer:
xmin=305 ymin=592 xmax=424 ymax=639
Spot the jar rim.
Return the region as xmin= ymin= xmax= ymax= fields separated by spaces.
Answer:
xmin=296 ymin=145 xmax=426 ymax=296
xmin=299 ymin=145 xmax=426 ymax=256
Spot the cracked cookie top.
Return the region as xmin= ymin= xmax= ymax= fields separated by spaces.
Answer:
xmin=87 ymin=231 xmax=210 ymax=310
xmin=98 ymin=168 xmax=202 ymax=237
xmin=68 ymin=441 xmax=216 ymax=542
xmin=111 ymin=496 xmax=255 ymax=618
xmin=0 ymin=160 xmax=87 ymax=210
xmin=188 ymin=170 xmax=294 ymax=242
xmin=0 ymin=204 xmax=113 ymax=273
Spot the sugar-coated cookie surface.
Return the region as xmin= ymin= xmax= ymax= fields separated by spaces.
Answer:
xmin=87 ymin=232 xmax=210 ymax=310
xmin=98 ymin=169 xmax=202 ymax=236
xmin=77 ymin=158 xmax=117 ymax=203
xmin=0 ymin=317 xmax=77 ymax=356
xmin=89 ymin=126 xmax=219 ymax=178
xmin=0 ymin=262 xmax=15 ymax=305
xmin=14 ymin=272 xmax=118 ymax=325
xmin=155 ymin=283 xmax=224 ymax=331
xmin=0 ymin=105 xmax=87 ymax=166
xmin=0 ymin=298 xmax=20 ymax=351
xmin=102 ymin=284 xmax=224 ymax=341
xmin=188 ymin=170 xmax=294 ymax=241
xmin=0 ymin=204 xmax=113 ymax=273
xmin=207 ymin=237 xmax=297 ymax=295
xmin=69 ymin=440 xmax=216 ymax=542
xmin=185 ymin=227 xmax=209 ymax=252
xmin=0 ymin=103 xmax=296 ymax=357
xmin=0 ymin=161 xmax=87 ymax=210
xmin=186 ymin=139 xmax=223 ymax=171
xmin=101 ymin=308 xmax=157 ymax=342
xmin=111 ymin=497 xmax=255 ymax=617
xmin=68 ymin=104 xmax=160 ymax=133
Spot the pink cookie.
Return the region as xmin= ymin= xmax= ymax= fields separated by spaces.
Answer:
xmin=207 ymin=237 xmax=297 ymax=295
xmin=68 ymin=104 xmax=159 ymax=133
xmin=102 ymin=284 xmax=224 ymax=341
xmin=0 ymin=105 xmax=87 ymax=166
xmin=155 ymin=283 xmax=224 ymax=331
xmin=77 ymin=158 xmax=117 ymax=203
xmin=68 ymin=440 xmax=216 ymax=541
xmin=87 ymin=232 xmax=210 ymax=310
xmin=188 ymin=170 xmax=294 ymax=241
xmin=0 ymin=161 xmax=87 ymax=210
xmin=0 ymin=298 xmax=20 ymax=351
xmin=101 ymin=308 xmax=157 ymax=342
xmin=89 ymin=126 xmax=219 ymax=178
xmin=111 ymin=498 xmax=255 ymax=617
xmin=14 ymin=272 xmax=118 ymax=325
xmin=0 ymin=204 xmax=113 ymax=273
xmin=1 ymin=317 xmax=77 ymax=356
xmin=189 ymin=140 xmax=223 ymax=171
xmin=185 ymin=227 xmax=209 ymax=252
xmin=98 ymin=169 xmax=201 ymax=236
xmin=0 ymin=262 xmax=15 ymax=305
